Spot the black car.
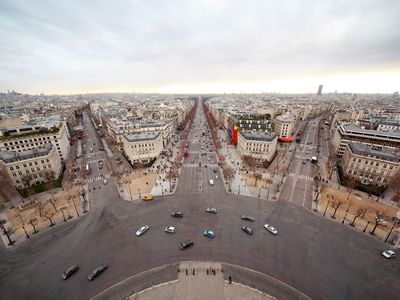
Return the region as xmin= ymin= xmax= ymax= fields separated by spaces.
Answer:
xmin=61 ymin=264 xmax=79 ymax=280
xmin=171 ymin=211 xmax=184 ymax=218
xmin=87 ymin=264 xmax=107 ymax=281
xmin=241 ymin=215 xmax=255 ymax=222
xmin=180 ymin=240 xmax=194 ymax=250
xmin=242 ymin=226 xmax=253 ymax=235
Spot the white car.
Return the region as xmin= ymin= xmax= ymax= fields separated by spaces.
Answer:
xmin=215 ymin=175 xmax=219 ymax=180
xmin=103 ymin=179 xmax=108 ymax=185
xmin=382 ymin=250 xmax=396 ymax=259
xmin=206 ymin=208 xmax=217 ymax=214
xmin=264 ymin=224 xmax=278 ymax=235
xmin=165 ymin=226 xmax=176 ymax=234
xmin=209 ymin=179 xmax=214 ymax=186
xmin=136 ymin=225 xmax=149 ymax=236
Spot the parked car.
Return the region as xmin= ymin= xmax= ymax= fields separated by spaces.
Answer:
xmin=209 ymin=179 xmax=214 ymax=186
xmin=382 ymin=250 xmax=396 ymax=259
xmin=61 ymin=264 xmax=79 ymax=280
xmin=213 ymin=168 xmax=218 ymax=173
xmin=103 ymin=179 xmax=108 ymax=185
xmin=241 ymin=226 xmax=253 ymax=235
xmin=206 ymin=207 xmax=217 ymax=214
xmin=171 ymin=211 xmax=184 ymax=218
xmin=179 ymin=240 xmax=194 ymax=250
xmin=165 ymin=226 xmax=176 ymax=234
xmin=136 ymin=225 xmax=149 ymax=236
xmin=241 ymin=215 xmax=255 ymax=222
xmin=215 ymin=175 xmax=219 ymax=180
xmin=87 ymin=264 xmax=107 ymax=281
xmin=264 ymin=224 xmax=278 ymax=235
xmin=203 ymin=230 xmax=215 ymax=238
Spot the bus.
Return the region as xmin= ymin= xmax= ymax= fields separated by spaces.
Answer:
xmin=311 ymin=156 xmax=318 ymax=164
xmin=85 ymin=164 xmax=91 ymax=175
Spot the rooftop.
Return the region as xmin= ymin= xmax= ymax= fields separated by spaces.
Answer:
xmin=124 ymin=132 xmax=161 ymax=142
xmin=239 ymin=131 xmax=277 ymax=142
xmin=348 ymin=142 xmax=400 ymax=163
xmin=341 ymin=123 xmax=400 ymax=139
xmin=0 ymin=143 xmax=54 ymax=164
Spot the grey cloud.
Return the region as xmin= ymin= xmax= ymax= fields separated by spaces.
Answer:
xmin=0 ymin=0 xmax=399 ymax=93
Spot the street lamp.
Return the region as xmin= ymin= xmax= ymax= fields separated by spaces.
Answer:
xmin=138 ymin=188 xmax=141 ymax=198
xmin=127 ymin=180 xmax=133 ymax=201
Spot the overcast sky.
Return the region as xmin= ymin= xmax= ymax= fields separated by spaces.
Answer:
xmin=0 ymin=0 xmax=399 ymax=94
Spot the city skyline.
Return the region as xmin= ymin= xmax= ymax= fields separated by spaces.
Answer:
xmin=1 ymin=0 xmax=399 ymax=94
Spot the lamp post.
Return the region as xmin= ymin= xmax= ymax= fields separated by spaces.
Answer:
xmin=238 ymin=185 xmax=240 ymax=195
xmin=258 ymin=187 xmax=261 ymax=198
xmin=138 ymin=188 xmax=141 ymax=198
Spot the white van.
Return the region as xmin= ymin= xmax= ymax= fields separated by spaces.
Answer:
xmin=209 ymin=179 xmax=214 ymax=186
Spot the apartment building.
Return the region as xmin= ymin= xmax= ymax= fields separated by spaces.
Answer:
xmin=342 ymin=142 xmax=400 ymax=187
xmin=332 ymin=123 xmax=400 ymax=157
xmin=229 ymin=113 xmax=273 ymax=133
xmin=274 ymin=113 xmax=296 ymax=140
xmin=122 ymin=133 xmax=163 ymax=165
xmin=237 ymin=131 xmax=277 ymax=163
xmin=0 ymin=143 xmax=62 ymax=189
xmin=0 ymin=118 xmax=70 ymax=162
xmin=377 ymin=120 xmax=400 ymax=132
xmin=105 ymin=118 xmax=174 ymax=149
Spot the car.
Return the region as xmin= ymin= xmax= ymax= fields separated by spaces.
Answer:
xmin=136 ymin=225 xmax=149 ymax=236
xmin=213 ymin=169 xmax=217 ymax=173
xmin=215 ymin=175 xmax=219 ymax=180
xmin=241 ymin=215 xmax=255 ymax=222
xmin=180 ymin=240 xmax=194 ymax=250
xmin=203 ymin=230 xmax=215 ymax=238
xmin=87 ymin=264 xmax=108 ymax=281
xmin=61 ymin=264 xmax=79 ymax=280
xmin=171 ymin=211 xmax=184 ymax=218
xmin=264 ymin=224 xmax=278 ymax=235
xmin=165 ymin=226 xmax=176 ymax=234
xmin=206 ymin=207 xmax=217 ymax=214
xmin=382 ymin=250 xmax=396 ymax=259
xmin=209 ymin=179 xmax=214 ymax=186
xmin=103 ymin=179 xmax=108 ymax=185
xmin=302 ymin=161 xmax=306 ymax=164
xmin=143 ymin=194 xmax=154 ymax=201
xmin=241 ymin=226 xmax=253 ymax=235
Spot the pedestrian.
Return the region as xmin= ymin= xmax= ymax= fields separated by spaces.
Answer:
xmin=186 ymin=269 xmax=188 ymax=275
xmin=229 ymin=276 xmax=232 ymax=284
xmin=193 ymin=268 xmax=195 ymax=275
xmin=207 ymin=269 xmax=209 ymax=275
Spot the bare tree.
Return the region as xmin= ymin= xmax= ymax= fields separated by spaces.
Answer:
xmin=254 ymin=172 xmax=263 ymax=187
xmin=49 ymin=196 xmax=59 ymax=212
xmin=330 ymin=199 xmax=343 ymax=219
xmin=314 ymin=178 xmax=327 ymax=204
xmin=42 ymin=211 xmax=56 ymax=227
xmin=29 ymin=218 xmax=39 ymax=233
xmin=370 ymin=211 xmax=386 ymax=235
xmin=21 ymin=175 xmax=33 ymax=188
xmin=349 ymin=207 xmax=367 ymax=227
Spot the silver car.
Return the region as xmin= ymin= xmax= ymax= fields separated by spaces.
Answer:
xmin=264 ymin=224 xmax=278 ymax=235
xmin=136 ymin=225 xmax=149 ymax=236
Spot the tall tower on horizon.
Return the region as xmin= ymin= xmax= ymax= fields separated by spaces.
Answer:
xmin=317 ymin=85 xmax=323 ymax=96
